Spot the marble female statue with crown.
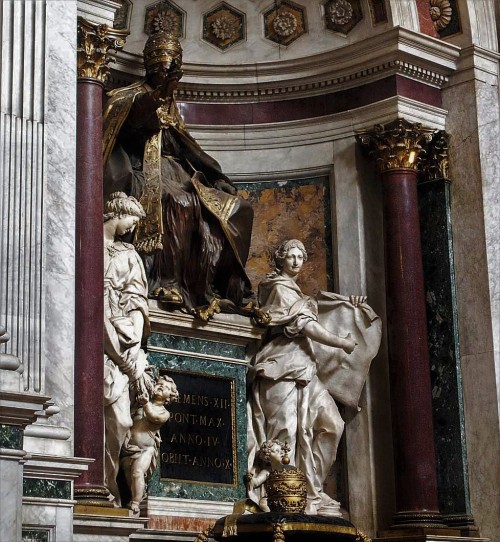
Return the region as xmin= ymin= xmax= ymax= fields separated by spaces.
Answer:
xmin=103 ymin=31 xmax=255 ymax=319
xmin=247 ymin=239 xmax=382 ymax=515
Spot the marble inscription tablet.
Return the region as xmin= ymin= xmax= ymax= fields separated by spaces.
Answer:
xmin=159 ymin=369 xmax=237 ymax=486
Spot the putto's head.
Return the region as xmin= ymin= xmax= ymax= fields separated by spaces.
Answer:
xmin=104 ymin=192 xmax=146 ymax=222
xmin=259 ymin=439 xmax=288 ymax=464
xmin=154 ymin=375 xmax=179 ymax=405
xmin=143 ymin=31 xmax=183 ymax=78
xmin=274 ymin=239 xmax=308 ymax=271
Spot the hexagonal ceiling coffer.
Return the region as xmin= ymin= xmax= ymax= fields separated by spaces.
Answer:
xmin=144 ymin=0 xmax=185 ymax=38
xmin=263 ymin=1 xmax=307 ymax=47
xmin=323 ymin=0 xmax=363 ymax=35
xmin=202 ymin=2 xmax=246 ymax=51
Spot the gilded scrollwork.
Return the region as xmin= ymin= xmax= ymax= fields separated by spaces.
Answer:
xmin=356 ymin=529 xmax=372 ymax=542
xmin=422 ymin=130 xmax=450 ymax=181
xmin=355 ymin=118 xmax=436 ymax=172
xmin=77 ymin=18 xmax=127 ymax=83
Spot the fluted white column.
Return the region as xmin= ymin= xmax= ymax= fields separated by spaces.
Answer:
xmin=0 ymin=0 xmax=46 ymax=393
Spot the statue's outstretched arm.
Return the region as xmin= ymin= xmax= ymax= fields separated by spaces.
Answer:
xmin=302 ymin=320 xmax=356 ymax=354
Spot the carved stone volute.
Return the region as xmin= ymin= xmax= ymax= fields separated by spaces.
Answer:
xmin=77 ymin=17 xmax=127 ymax=83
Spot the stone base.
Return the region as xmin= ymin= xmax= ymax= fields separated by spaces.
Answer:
xmin=142 ymin=496 xmax=234 ymax=533
xmin=130 ymin=530 xmax=201 ymax=542
xmin=211 ymin=512 xmax=359 ymax=541
xmin=374 ymin=527 xmax=489 ymax=542
xmin=73 ymin=512 xmax=148 ymax=542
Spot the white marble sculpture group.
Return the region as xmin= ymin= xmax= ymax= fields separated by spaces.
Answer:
xmin=246 ymin=239 xmax=382 ymax=515
xmin=103 ymin=192 xmax=178 ymax=512
xmin=102 ymin=196 xmax=381 ymax=514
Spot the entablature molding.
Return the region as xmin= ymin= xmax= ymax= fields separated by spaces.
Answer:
xmin=110 ymin=27 xmax=460 ymax=103
xmin=446 ymin=45 xmax=500 ymax=87
xmin=188 ymin=97 xmax=447 ymax=153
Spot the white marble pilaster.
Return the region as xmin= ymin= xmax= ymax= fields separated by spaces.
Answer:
xmin=0 ymin=0 xmax=46 ymax=393
xmin=0 ymin=448 xmax=26 ymax=542
xmin=384 ymin=0 xmax=420 ymax=32
xmin=38 ymin=0 xmax=78 ymax=455
xmin=77 ymin=0 xmax=121 ymax=26
xmin=332 ymin=135 xmax=393 ymax=534
xmin=443 ymin=47 xmax=500 ymax=540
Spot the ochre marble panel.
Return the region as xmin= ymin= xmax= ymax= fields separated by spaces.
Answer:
xmin=147 ymin=514 xmax=215 ymax=532
xmin=238 ymin=177 xmax=333 ymax=297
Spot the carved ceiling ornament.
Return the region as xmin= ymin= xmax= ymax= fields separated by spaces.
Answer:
xmin=202 ymin=3 xmax=245 ymax=51
xmin=429 ymin=0 xmax=452 ymax=32
xmin=263 ymin=1 xmax=307 ymax=47
xmin=77 ymin=18 xmax=126 ymax=83
xmin=355 ymin=118 xmax=436 ymax=173
xmin=153 ymin=9 xmax=178 ymax=34
xmin=323 ymin=0 xmax=363 ymax=35
xmin=113 ymin=0 xmax=132 ymax=31
xmin=327 ymin=0 xmax=354 ymax=25
xmin=273 ymin=11 xmax=298 ymax=37
xmin=212 ymin=14 xmax=240 ymax=40
xmin=144 ymin=1 xmax=185 ymax=38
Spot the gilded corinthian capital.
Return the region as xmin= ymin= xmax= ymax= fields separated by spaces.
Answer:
xmin=355 ymin=118 xmax=436 ymax=172
xmin=77 ymin=18 xmax=127 ymax=83
xmin=423 ymin=130 xmax=450 ymax=181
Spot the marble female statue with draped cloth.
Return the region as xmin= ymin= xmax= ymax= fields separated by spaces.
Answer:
xmin=103 ymin=192 xmax=153 ymax=506
xmin=103 ymin=31 xmax=254 ymax=318
xmin=247 ymin=240 xmax=382 ymax=515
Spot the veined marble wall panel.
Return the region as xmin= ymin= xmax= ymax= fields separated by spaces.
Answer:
xmin=40 ymin=0 xmax=78 ymax=449
xmin=444 ymin=72 xmax=500 ymax=538
xmin=386 ymin=0 xmax=419 ymax=31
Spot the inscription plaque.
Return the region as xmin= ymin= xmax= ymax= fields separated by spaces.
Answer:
xmin=159 ymin=369 xmax=237 ymax=486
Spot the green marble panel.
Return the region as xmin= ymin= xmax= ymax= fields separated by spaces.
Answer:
xmin=23 ymin=478 xmax=72 ymax=500
xmin=147 ymin=345 xmax=247 ymax=502
xmin=21 ymin=530 xmax=49 ymax=542
xmin=148 ymin=332 xmax=246 ymax=360
xmin=0 ymin=424 xmax=23 ymax=449
xmin=418 ymin=178 xmax=471 ymax=516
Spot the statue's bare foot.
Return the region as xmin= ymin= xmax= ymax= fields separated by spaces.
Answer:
xmin=152 ymin=287 xmax=183 ymax=305
xmin=193 ymin=297 xmax=221 ymax=321
xmin=129 ymin=501 xmax=140 ymax=515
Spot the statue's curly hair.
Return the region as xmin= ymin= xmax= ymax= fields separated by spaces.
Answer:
xmin=104 ymin=192 xmax=146 ymax=222
xmin=268 ymin=239 xmax=308 ymax=277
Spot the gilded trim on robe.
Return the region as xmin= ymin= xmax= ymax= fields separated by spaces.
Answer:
xmin=134 ymin=131 xmax=164 ymax=253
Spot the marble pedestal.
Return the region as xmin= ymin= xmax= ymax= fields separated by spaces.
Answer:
xmin=139 ymin=304 xmax=264 ymax=535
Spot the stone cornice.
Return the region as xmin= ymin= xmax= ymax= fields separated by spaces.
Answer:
xmin=0 ymin=391 xmax=51 ymax=427
xmin=111 ymin=27 xmax=460 ymax=103
xmin=148 ymin=302 xmax=264 ymax=347
xmin=24 ymin=453 xmax=93 ymax=481
xmin=447 ymin=44 xmax=500 ymax=87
